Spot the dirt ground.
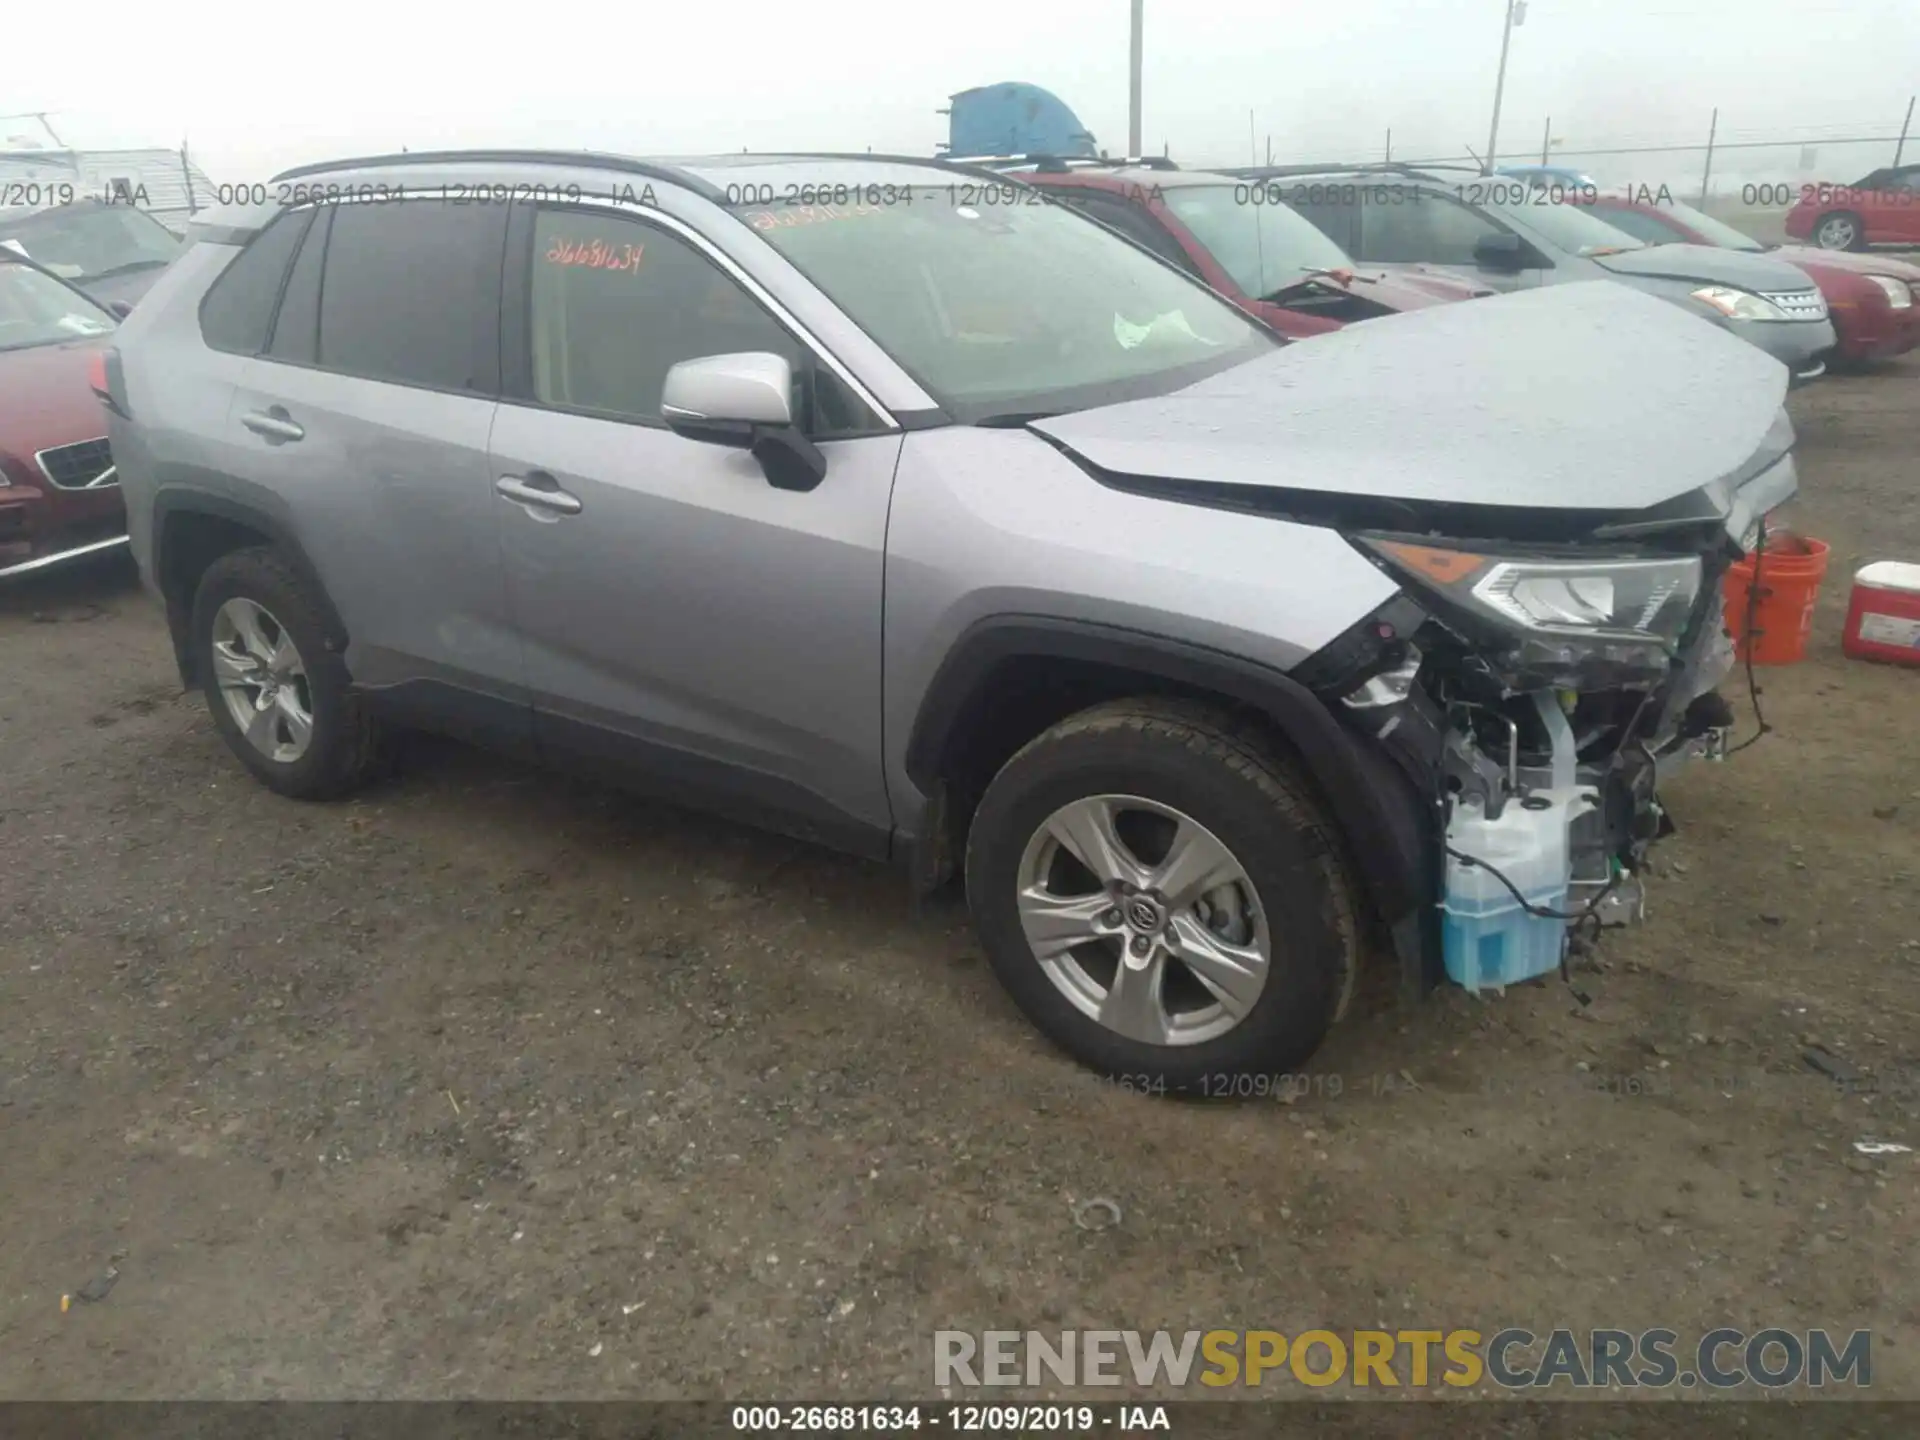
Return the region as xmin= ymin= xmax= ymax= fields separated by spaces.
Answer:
xmin=2 ymin=356 xmax=1917 ymax=1405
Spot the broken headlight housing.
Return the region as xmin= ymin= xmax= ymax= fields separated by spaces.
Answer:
xmin=1357 ymin=537 xmax=1703 ymax=685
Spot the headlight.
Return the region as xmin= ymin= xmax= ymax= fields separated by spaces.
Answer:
xmin=1690 ymin=286 xmax=1786 ymax=321
xmin=1865 ymin=275 xmax=1915 ymax=310
xmin=1359 ymin=537 xmax=1704 ymax=681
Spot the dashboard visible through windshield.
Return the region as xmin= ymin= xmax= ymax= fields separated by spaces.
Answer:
xmin=0 ymin=259 xmax=117 ymax=351
xmin=0 ymin=204 xmax=181 ymax=284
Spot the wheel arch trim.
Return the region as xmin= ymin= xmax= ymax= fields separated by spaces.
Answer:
xmin=903 ymin=615 xmax=1430 ymax=931
xmin=151 ymin=487 xmax=348 ymax=684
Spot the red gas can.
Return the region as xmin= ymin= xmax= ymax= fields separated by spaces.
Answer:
xmin=1843 ymin=561 xmax=1920 ymax=667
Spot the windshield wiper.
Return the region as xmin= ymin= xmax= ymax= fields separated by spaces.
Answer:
xmin=83 ymin=258 xmax=170 ymax=281
xmin=1260 ymin=266 xmax=1376 ymax=304
xmin=974 ymin=410 xmax=1065 ymax=428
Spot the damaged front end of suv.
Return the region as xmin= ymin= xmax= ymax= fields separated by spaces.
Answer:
xmin=1299 ymin=412 xmax=1797 ymax=993
xmin=1027 ymin=280 xmax=1799 ymax=1005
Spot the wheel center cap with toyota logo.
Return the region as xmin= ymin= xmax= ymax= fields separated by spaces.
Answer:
xmin=1124 ymin=895 xmax=1167 ymax=934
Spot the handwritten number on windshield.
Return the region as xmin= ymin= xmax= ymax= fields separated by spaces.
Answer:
xmin=544 ymin=237 xmax=644 ymax=274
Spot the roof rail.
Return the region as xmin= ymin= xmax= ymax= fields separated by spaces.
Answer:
xmin=738 ymin=150 xmax=1049 ymax=189
xmin=1225 ymin=160 xmax=1487 ymax=181
xmin=268 ymin=149 xmax=729 ymax=205
xmin=948 ymin=153 xmax=1181 ymax=175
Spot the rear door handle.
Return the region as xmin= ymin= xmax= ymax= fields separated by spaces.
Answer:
xmin=241 ymin=408 xmax=305 ymax=443
xmin=495 ymin=472 xmax=583 ymax=517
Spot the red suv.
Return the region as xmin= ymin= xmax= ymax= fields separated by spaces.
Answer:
xmin=0 ymin=251 xmax=125 ymax=579
xmin=1584 ymin=190 xmax=1919 ymax=363
xmin=1002 ymin=160 xmax=1491 ymax=339
xmin=1785 ymin=165 xmax=1920 ymax=251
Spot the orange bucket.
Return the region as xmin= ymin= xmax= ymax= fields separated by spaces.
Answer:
xmin=1723 ymin=533 xmax=1829 ymax=666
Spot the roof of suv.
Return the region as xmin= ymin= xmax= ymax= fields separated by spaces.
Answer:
xmin=1227 ymin=163 xmax=1484 ymax=184
xmin=269 ymin=149 xmax=1031 ymax=200
xmin=1020 ymin=166 xmax=1249 ymax=191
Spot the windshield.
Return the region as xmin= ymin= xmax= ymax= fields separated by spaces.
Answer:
xmin=1648 ymin=197 xmax=1767 ymax=252
xmin=1161 ymin=184 xmax=1356 ymax=300
xmin=0 ymin=260 xmax=117 ymax=351
xmin=1490 ymin=196 xmax=1649 ymax=256
xmin=0 ymin=204 xmax=181 ymax=282
xmin=740 ymin=187 xmax=1274 ymax=421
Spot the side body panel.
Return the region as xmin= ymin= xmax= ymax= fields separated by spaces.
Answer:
xmin=224 ymin=361 xmax=519 ymax=696
xmin=105 ymin=243 xmax=267 ymax=590
xmin=489 ymin=405 xmax=903 ymax=852
xmin=879 ymin=426 xmax=1398 ymax=839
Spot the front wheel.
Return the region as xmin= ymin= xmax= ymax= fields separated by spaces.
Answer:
xmin=965 ymin=699 xmax=1360 ymax=1091
xmin=1811 ymin=210 xmax=1864 ymax=251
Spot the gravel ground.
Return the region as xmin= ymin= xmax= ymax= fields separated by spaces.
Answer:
xmin=2 ymin=356 xmax=1917 ymax=1403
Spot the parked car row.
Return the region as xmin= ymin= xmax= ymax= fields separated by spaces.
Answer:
xmin=1227 ymin=162 xmax=1840 ymax=383
xmin=972 ymin=154 xmax=1917 ymax=373
xmin=66 ymin=148 xmax=1813 ymax=1089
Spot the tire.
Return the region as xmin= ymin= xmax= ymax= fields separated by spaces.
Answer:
xmin=190 ymin=547 xmax=392 ymax=800
xmin=965 ymin=698 xmax=1360 ymax=1092
xmin=1811 ymin=210 xmax=1864 ymax=251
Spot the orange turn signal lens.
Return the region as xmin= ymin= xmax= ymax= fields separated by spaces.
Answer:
xmin=1373 ymin=541 xmax=1486 ymax=586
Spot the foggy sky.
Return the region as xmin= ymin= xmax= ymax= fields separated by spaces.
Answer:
xmin=7 ymin=0 xmax=1917 ymax=184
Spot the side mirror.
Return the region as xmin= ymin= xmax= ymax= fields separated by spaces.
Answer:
xmin=1472 ymin=232 xmax=1528 ymax=271
xmin=108 ymin=300 xmax=134 ymax=319
xmin=661 ymin=351 xmax=827 ymax=493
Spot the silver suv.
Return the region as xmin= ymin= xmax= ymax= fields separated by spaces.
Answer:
xmin=106 ymin=150 xmax=1798 ymax=1088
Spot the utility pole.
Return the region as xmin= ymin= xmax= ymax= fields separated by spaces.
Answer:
xmin=1896 ymin=95 xmax=1915 ymax=165
xmin=1484 ymin=0 xmax=1526 ymax=174
xmin=1699 ymin=107 xmax=1719 ymax=207
xmin=1128 ymin=0 xmax=1144 ymax=157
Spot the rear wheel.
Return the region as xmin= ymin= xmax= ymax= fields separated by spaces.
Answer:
xmin=1811 ymin=210 xmax=1864 ymax=251
xmin=965 ymin=698 xmax=1359 ymax=1091
xmin=191 ymin=548 xmax=392 ymax=799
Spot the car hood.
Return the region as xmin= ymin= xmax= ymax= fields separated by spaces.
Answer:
xmin=0 ymin=336 xmax=114 ymax=455
xmin=1591 ymin=242 xmax=1814 ymax=291
xmin=1769 ymin=245 xmax=1920 ymax=282
xmin=1030 ymin=282 xmax=1786 ymax=515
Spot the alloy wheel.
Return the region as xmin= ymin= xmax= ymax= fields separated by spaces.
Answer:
xmin=210 ymin=597 xmax=314 ymax=763
xmin=1014 ymin=794 xmax=1272 ymax=1047
xmin=1815 ymin=215 xmax=1859 ymax=250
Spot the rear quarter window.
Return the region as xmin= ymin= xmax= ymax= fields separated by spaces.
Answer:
xmin=197 ymin=208 xmax=314 ymax=355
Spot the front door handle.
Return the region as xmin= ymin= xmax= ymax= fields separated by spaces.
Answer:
xmin=241 ymin=408 xmax=305 ymax=443
xmin=495 ymin=472 xmax=583 ymax=517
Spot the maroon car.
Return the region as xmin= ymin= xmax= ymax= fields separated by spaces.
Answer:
xmin=1583 ymin=191 xmax=1919 ymax=364
xmin=0 ymin=251 xmax=125 ymax=579
xmin=1009 ymin=161 xmax=1492 ymax=339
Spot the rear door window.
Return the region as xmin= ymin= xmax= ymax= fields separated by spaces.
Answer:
xmin=198 ymin=208 xmax=314 ymax=355
xmin=314 ymin=200 xmax=506 ymax=393
xmin=266 ymin=206 xmax=330 ymax=363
